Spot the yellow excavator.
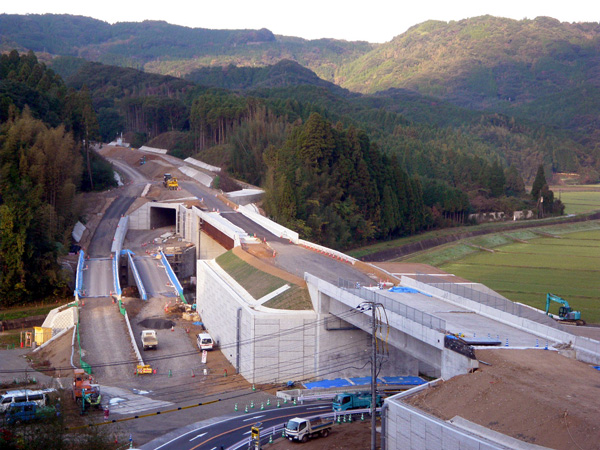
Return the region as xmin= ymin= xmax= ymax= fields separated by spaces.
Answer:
xmin=163 ymin=173 xmax=179 ymax=190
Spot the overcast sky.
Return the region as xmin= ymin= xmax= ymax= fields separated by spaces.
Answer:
xmin=4 ymin=1 xmax=599 ymax=43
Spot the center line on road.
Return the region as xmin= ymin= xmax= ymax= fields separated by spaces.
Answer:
xmin=189 ymin=432 xmax=207 ymax=441
xmin=243 ymin=414 xmax=265 ymax=422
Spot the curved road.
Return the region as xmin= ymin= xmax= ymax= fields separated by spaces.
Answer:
xmin=141 ymin=403 xmax=332 ymax=450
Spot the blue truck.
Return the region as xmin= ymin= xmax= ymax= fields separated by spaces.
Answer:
xmin=332 ymin=392 xmax=382 ymax=411
xmin=4 ymin=401 xmax=59 ymax=425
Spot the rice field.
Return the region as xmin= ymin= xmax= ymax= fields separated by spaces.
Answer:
xmin=438 ymin=228 xmax=600 ymax=323
xmin=557 ymin=189 xmax=600 ymax=214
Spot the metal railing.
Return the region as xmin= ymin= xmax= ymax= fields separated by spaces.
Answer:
xmin=339 ymin=278 xmax=446 ymax=331
xmin=414 ymin=273 xmax=563 ymax=329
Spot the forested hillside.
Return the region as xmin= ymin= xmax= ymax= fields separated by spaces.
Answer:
xmin=0 ymin=51 xmax=117 ymax=304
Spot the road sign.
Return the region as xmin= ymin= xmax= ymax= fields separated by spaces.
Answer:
xmin=202 ymin=350 xmax=207 ymax=364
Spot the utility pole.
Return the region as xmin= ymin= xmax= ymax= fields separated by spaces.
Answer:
xmin=371 ymin=302 xmax=377 ymax=450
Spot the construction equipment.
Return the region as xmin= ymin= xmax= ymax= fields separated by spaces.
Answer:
xmin=285 ymin=417 xmax=333 ymax=442
xmin=545 ymin=293 xmax=585 ymax=325
xmin=72 ymin=369 xmax=102 ymax=413
xmin=332 ymin=392 xmax=382 ymax=411
xmin=141 ymin=329 xmax=158 ymax=350
xmin=163 ymin=173 xmax=179 ymax=190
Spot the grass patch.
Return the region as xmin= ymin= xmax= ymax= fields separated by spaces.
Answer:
xmin=0 ymin=304 xmax=57 ymax=321
xmin=216 ymin=251 xmax=312 ymax=310
xmin=0 ymin=330 xmax=21 ymax=348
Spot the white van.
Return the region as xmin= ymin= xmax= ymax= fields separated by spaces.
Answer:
xmin=0 ymin=388 xmax=55 ymax=413
xmin=196 ymin=333 xmax=214 ymax=350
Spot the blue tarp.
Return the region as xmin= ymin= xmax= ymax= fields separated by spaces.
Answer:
xmin=388 ymin=286 xmax=431 ymax=297
xmin=593 ymin=366 xmax=600 ymax=371
xmin=381 ymin=376 xmax=426 ymax=385
xmin=349 ymin=377 xmax=384 ymax=385
xmin=303 ymin=378 xmax=353 ymax=389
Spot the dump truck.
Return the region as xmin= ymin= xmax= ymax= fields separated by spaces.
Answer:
xmin=163 ymin=173 xmax=179 ymax=190
xmin=72 ymin=369 xmax=102 ymax=410
xmin=332 ymin=392 xmax=382 ymax=411
xmin=285 ymin=417 xmax=333 ymax=442
xmin=141 ymin=330 xmax=158 ymax=350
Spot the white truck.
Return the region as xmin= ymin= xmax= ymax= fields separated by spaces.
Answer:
xmin=285 ymin=417 xmax=333 ymax=442
xmin=141 ymin=330 xmax=158 ymax=350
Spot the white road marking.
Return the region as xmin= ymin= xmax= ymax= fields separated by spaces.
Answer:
xmin=307 ymin=406 xmax=329 ymax=410
xmin=243 ymin=414 xmax=265 ymax=422
xmin=189 ymin=432 xmax=207 ymax=441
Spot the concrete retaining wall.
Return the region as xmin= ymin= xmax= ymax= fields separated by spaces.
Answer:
xmin=197 ymin=260 xmax=320 ymax=384
xmin=384 ymin=383 xmax=549 ymax=450
xmin=179 ymin=166 xmax=213 ymax=187
xmin=139 ymin=145 xmax=167 ymax=154
xmin=403 ymin=277 xmax=600 ymax=365
xmin=184 ymin=157 xmax=221 ymax=172
xmin=385 ymin=384 xmax=511 ymax=450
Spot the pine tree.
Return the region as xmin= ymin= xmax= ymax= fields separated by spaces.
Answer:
xmin=531 ymin=165 xmax=547 ymax=200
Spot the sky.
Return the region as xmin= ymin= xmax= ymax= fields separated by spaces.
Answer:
xmin=4 ymin=1 xmax=599 ymax=43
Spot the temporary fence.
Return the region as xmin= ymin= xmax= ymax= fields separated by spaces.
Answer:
xmin=76 ymin=315 xmax=92 ymax=375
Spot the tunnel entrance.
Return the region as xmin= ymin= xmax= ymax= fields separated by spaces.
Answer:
xmin=150 ymin=205 xmax=176 ymax=229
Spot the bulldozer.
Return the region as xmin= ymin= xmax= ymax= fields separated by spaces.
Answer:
xmin=163 ymin=173 xmax=179 ymax=190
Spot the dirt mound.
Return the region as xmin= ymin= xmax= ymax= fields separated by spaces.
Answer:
xmin=404 ymin=349 xmax=600 ymax=450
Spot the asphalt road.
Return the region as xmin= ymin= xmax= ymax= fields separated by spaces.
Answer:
xmin=134 ymin=256 xmax=176 ymax=297
xmin=141 ymin=402 xmax=332 ymax=450
xmin=81 ymin=257 xmax=113 ymax=297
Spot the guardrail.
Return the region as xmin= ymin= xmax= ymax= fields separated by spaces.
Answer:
xmin=126 ymin=251 xmax=147 ymax=301
xmin=339 ymin=278 xmax=446 ymax=331
xmin=159 ymin=250 xmax=186 ymax=303
xmin=112 ymin=253 xmax=122 ymax=300
xmin=74 ymin=250 xmax=85 ymax=299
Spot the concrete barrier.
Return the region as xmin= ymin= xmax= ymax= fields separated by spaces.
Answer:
xmin=237 ymin=204 xmax=299 ymax=244
xmin=112 ymin=253 xmax=122 ymax=300
xmin=184 ymin=157 xmax=221 ymax=172
xmin=139 ymin=145 xmax=167 ymax=154
xmin=74 ymin=250 xmax=85 ymax=299
xmin=299 ymin=239 xmax=357 ymax=265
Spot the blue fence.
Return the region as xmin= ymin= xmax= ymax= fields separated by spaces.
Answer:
xmin=74 ymin=250 xmax=85 ymax=298
xmin=112 ymin=253 xmax=122 ymax=299
xmin=125 ymin=250 xmax=147 ymax=301
xmin=159 ymin=250 xmax=186 ymax=303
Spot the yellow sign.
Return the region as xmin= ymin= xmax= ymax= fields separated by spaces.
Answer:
xmin=136 ymin=365 xmax=153 ymax=374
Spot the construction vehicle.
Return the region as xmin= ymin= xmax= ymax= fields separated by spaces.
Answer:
xmin=332 ymin=392 xmax=382 ymax=411
xmin=72 ymin=369 xmax=102 ymax=411
xmin=163 ymin=173 xmax=179 ymax=190
xmin=285 ymin=417 xmax=333 ymax=442
xmin=545 ymin=293 xmax=585 ymax=325
xmin=141 ymin=330 xmax=158 ymax=350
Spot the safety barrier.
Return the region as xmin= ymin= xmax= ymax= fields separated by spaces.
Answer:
xmin=126 ymin=251 xmax=147 ymax=301
xmin=76 ymin=315 xmax=92 ymax=375
xmin=238 ymin=204 xmax=299 ymax=244
xmin=159 ymin=250 xmax=186 ymax=303
xmin=74 ymin=250 xmax=85 ymax=299
xmin=300 ymin=239 xmax=357 ymax=265
xmin=112 ymin=253 xmax=122 ymax=301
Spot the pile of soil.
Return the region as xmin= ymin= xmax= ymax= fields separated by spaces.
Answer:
xmin=405 ymin=349 xmax=600 ymax=450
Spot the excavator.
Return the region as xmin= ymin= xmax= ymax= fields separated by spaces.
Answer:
xmin=545 ymin=293 xmax=585 ymax=326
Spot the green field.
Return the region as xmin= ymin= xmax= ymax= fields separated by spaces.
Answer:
xmin=437 ymin=228 xmax=600 ymax=323
xmin=558 ymin=189 xmax=600 ymax=214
